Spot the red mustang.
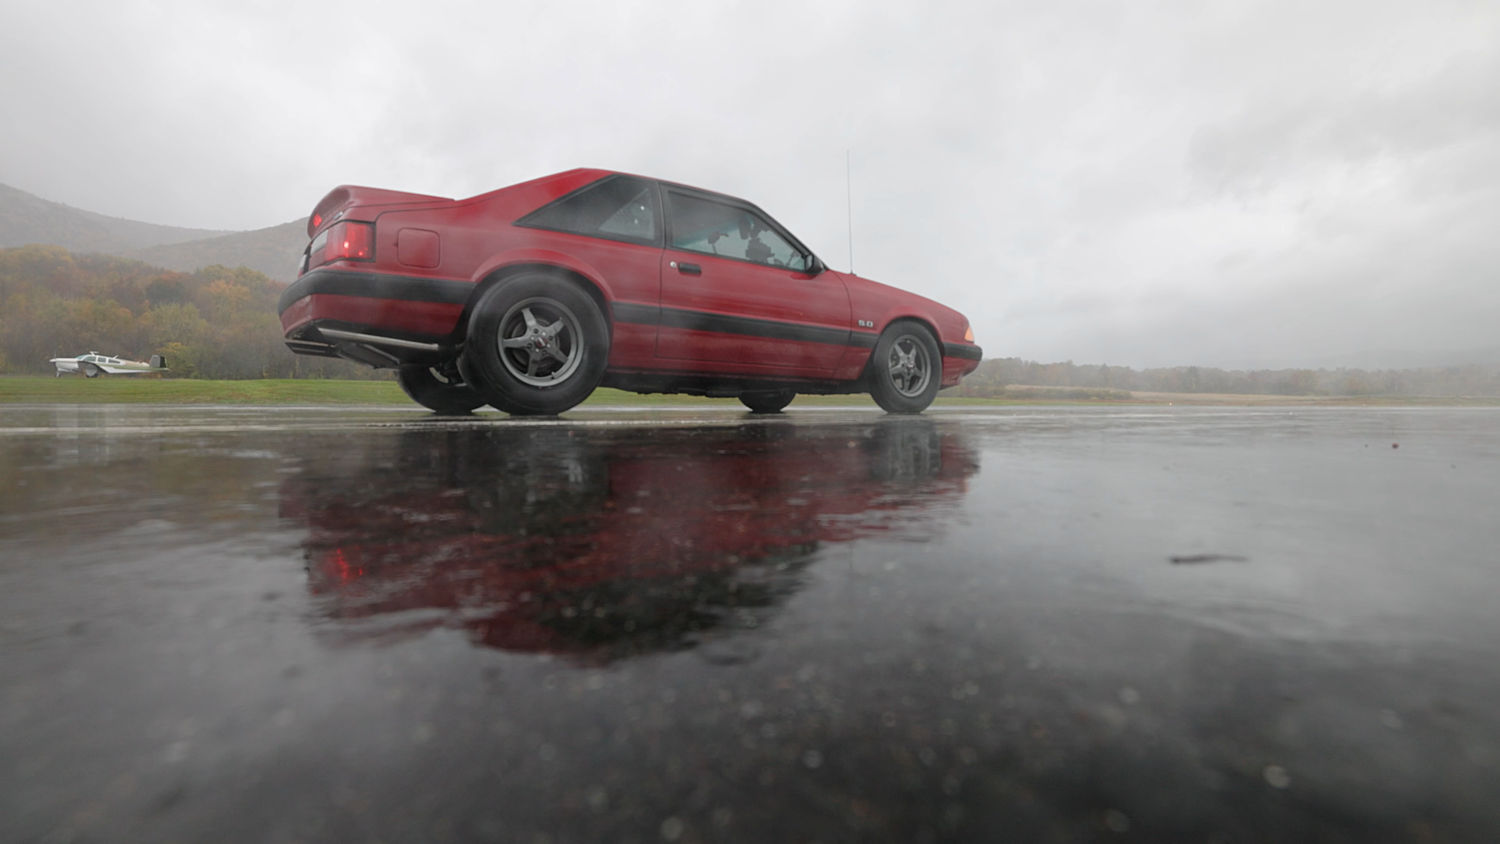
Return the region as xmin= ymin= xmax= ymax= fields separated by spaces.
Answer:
xmin=278 ymin=169 xmax=982 ymax=414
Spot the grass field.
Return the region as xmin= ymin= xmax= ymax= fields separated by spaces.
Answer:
xmin=0 ymin=375 xmax=412 ymax=405
xmin=0 ymin=375 xmax=1493 ymax=407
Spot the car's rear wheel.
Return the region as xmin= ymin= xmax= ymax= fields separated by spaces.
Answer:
xmin=83 ymin=363 xmax=100 ymax=378
xmin=868 ymin=323 xmax=941 ymax=414
xmin=462 ymin=274 xmax=609 ymax=416
xmin=739 ymin=389 xmax=795 ymax=413
xmin=397 ymin=362 xmax=486 ymax=414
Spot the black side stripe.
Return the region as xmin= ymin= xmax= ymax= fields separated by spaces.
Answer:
xmin=614 ymin=303 xmax=871 ymax=349
xmin=658 ymin=308 xmax=854 ymax=347
xmin=278 ymin=269 xmax=472 ymax=316
xmin=614 ymin=304 xmax=975 ymax=358
xmin=610 ymin=301 xmax=660 ymax=325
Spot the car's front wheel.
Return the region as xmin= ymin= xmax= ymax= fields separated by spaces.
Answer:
xmin=868 ymin=323 xmax=941 ymax=413
xmin=739 ymin=389 xmax=795 ymax=413
xmin=397 ymin=363 xmax=486 ymax=414
xmin=462 ymin=274 xmax=610 ymax=416
xmin=83 ymin=363 xmax=100 ymax=378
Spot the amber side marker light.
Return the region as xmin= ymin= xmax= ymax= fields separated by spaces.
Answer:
xmin=964 ymin=325 xmax=975 ymax=343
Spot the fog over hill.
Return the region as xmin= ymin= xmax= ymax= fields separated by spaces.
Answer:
xmin=0 ymin=182 xmax=303 ymax=283
xmin=128 ymin=219 xmax=307 ymax=284
xmin=0 ymin=182 xmax=232 ymax=252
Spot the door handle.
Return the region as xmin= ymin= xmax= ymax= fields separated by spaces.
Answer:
xmin=672 ymin=261 xmax=702 ymax=276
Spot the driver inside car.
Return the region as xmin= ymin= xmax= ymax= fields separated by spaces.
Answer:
xmin=740 ymin=214 xmax=774 ymax=264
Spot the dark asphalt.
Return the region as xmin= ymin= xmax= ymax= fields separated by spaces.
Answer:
xmin=2 ymin=404 xmax=1498 ymax=842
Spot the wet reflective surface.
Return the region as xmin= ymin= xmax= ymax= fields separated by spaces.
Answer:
xmin=3 ymin=405 xmax=1498 ymax=842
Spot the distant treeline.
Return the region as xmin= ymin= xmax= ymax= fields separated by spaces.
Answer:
xmin=957 ymin=357 xmax=1500 ymax=398
xmin=0 ymin=245 xmax=380 ymax=379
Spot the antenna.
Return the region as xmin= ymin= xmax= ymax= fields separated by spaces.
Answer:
xmin=846 ymin=149 xmax=854 ymax=274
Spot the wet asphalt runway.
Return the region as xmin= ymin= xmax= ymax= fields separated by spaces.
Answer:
xmin=2 ymin=404 xmax=1498 ymax=842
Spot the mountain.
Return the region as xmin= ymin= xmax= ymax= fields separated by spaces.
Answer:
xmin=128 ymin=219 xmax=308 ymax=284
xmin=0 ymin=182 xmax=233 ymax=252
xmin=0 ymin=182 xmax=306 ymax=283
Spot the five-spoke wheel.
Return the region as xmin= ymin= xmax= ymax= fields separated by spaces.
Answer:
xmin=462 ymin=274 xmax=609 ymax=416
xmin=497 ymin=297 xmax=585 ymax=388
xmin=868 ymin=324 xmax=941 ymax=413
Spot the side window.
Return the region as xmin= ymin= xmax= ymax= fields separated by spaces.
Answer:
xmin=516 ymin=176 xmax=659 ymax=244
xmin=668 ymin=192 xmax=809 ymax=271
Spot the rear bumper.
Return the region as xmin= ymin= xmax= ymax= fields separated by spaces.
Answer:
xmin=279 ymin=271 xmax=471 ymax=356
xmin=276 ymin=268 xmax=474 ymax=318
xmin=279 ymin=268 xmax=473 ymax=364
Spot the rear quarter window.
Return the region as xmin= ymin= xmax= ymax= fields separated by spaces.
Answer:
xmin=516 ymin=175 xmax=660 ymax=245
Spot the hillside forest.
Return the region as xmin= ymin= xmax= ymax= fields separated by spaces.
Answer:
xmin=0 ymin=244 xmax=374 ymax=379
xmin=2 ymin=243 xmax=1498 ymax=396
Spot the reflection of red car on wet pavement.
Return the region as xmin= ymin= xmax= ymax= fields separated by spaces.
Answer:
xmin=281 ymin=421 xmax=977 ymax=660
xmin=277 ymin=169 xmax=982 ymax=415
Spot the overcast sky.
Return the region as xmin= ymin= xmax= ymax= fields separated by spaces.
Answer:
xmin=3 ymin=0 xmax=1497 ymax=369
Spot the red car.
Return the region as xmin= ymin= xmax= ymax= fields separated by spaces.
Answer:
xmin=278 ymin=169 xmax=982 ymax=414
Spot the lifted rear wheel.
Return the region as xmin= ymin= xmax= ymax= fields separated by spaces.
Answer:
xmin=397 ymin=362 xmax=486 ymax=414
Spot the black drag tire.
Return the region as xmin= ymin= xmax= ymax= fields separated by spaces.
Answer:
xmin=462 ymin=274 xmax=610 ymax=416
xmin=739 ymin=389 xmax=795 ymax=413
xmin=83 ymin=363 xmax=100 ymax=378
xmin=868 ymin=323 xmax=941 ymax=414
xmin=397 ymin=362 xmax=486 ymax=414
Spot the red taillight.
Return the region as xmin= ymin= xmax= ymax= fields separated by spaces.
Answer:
xmin=309 ymin=221 xmax=374 ymax=269
xmin=329 ymin=221 xmax=373 ymax=261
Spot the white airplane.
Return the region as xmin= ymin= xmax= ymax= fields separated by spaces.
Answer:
xmin=50 ymin=352 xmax=168 ymax=378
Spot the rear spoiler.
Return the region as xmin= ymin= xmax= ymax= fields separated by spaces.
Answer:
xmin=307 ymin=186 xmax=453 ymax=237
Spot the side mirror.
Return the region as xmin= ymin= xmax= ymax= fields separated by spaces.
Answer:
xmin=805 ymin=255 xmax=825 ymax=275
